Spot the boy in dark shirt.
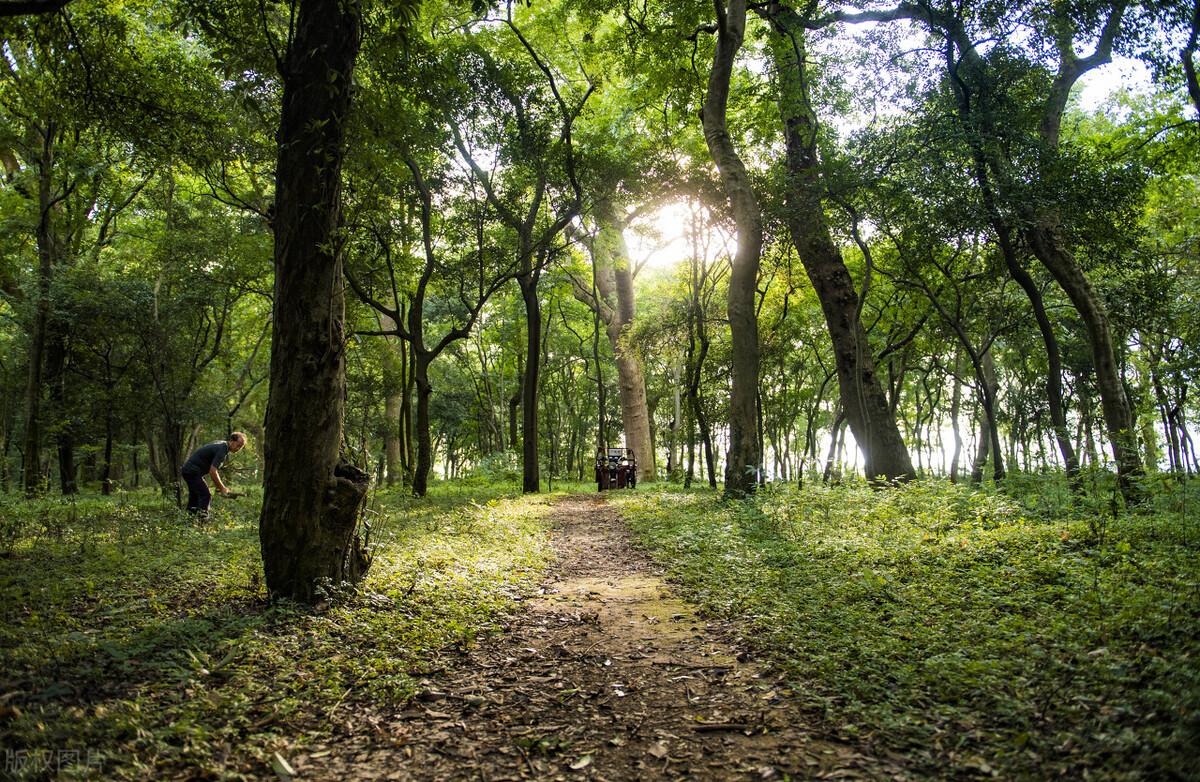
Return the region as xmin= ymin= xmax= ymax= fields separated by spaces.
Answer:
xmin=181 ymin=432 xmax=246 ymax=515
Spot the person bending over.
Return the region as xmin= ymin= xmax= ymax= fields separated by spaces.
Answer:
xmin=181 ymin=432 xmax=246 ymax=515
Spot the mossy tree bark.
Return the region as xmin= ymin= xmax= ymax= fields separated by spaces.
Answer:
xmin=259 ymin=0 xmax=370 ymax=602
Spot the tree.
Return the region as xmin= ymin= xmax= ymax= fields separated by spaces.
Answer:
xmin=702 ymin=0 xmax=762 ymax=497
xmin=258 ymin=0 xmax=371 ymax=602
xmin=451 ymin=8 xmax=593 ymax=493
xmin=760 ymin=3 xmax=915 ymax=482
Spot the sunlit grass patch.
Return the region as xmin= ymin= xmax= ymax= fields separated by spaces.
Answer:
xmin=0 ymin=482 xmax=555 ymax=780
xmin=613 ymin=479 xmax=1200 ymax=780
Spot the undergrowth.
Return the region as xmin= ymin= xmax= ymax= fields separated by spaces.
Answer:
xmin=614 ymin=477 xmax=1200 ymax=780
xmin=0 ymin=482 xmax=555 ymax=780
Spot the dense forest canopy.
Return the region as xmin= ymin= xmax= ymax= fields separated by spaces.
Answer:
xmin=1 ymin=0 xmax=1197 ymax=573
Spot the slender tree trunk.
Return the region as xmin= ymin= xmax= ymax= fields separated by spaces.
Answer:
xmin=980 ymin=348 xmax=1005 ymax=481
xmin=1001 ymin=244 xmax=1079 ymax=482
xmin=518 ymin=274 xmax=541 ymax=493
xmin=669 ymin=362 xmax=682 ymax=475
xmin=688 ymin=314 xmax=718 ymax=490
xmin=703 ymin=0 xmax=762 ymax=497
xmin=100 ymin=390 xmax=115 ymax=495
xmin=949 ymin=351 xmax=964 ymax=482
xmin=45 ymin=323 xmax=76 ymax=494
xmin=258 ymin=0 xmax=370 ymax=602
xmin=510 ymin=351 xmax=523 ymax=455
xmin=23 ymin=124 xmax=56 ymax=497
xmin=381 ymin=335 xmax=404 ymax=487
xmin=412 ymin=352 xmax=434 ymax=497
xmin=593 ymin=285 xmax=606 ymax=453
xmin=971 ymin=402 xmax=990 ymax=484
xmin=823 ymin=406 xmax=846 ymax=483
xmin=1151 ymin=366 xmax=1181 ymax=473
xmin=1023 ymin=225 xmax=1140 ymax=491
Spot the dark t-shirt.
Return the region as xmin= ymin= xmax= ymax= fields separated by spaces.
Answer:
xmin=182 ymin=441 xmax=230 ymax=477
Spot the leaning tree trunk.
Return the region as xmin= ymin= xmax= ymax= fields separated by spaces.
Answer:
xmin=1024 ymin=224 xmax=1140 ymax=490
xmin=703 ymin=0 xmax=762 ymax=497
xmin=259 ymin=0 xmax=370 ymax=603
xmin=767 ymin=17 xmax=914 ymax=483
xmin=591 ymin=200 xmax=656 ymax=481
xmin=1000 ymin=240 xmax=1079 ymax=483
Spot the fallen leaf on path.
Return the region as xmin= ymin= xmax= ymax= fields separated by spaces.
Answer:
xmin=270 ymin=752 xmax=295 ymax=780
xmin=569 ymin=755 xmax=593 ymax=770
xmin=647 ymin=741 xmax=669 ymax=759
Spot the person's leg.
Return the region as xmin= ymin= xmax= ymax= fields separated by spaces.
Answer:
xmin=184 ymin=473 xmax=210 ymax=514
xmin=184 ymin=473 xmax=200 ymax=513
xmin=197 ymin=477 xmax=212 ymax=516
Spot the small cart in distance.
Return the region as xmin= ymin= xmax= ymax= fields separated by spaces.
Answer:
xmin=595 ymin=447 xmax=637 ymax=491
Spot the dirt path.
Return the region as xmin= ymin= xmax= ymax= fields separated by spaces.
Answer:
xmin=306 ymin=496 xmax=904 ymax=780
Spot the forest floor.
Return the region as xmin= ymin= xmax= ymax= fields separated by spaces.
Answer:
xmin=3 ymin=479 xmax=1194 ymax=780
xmin=304 ymin=495 xmax=905 ymax=781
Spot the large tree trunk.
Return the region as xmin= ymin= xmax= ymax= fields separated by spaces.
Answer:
xmin=590 ymin=200 xmax=656 ymax=481
xmin=259 ymin=0 xmax=370 ymax=603
xmin=703 ymin=0 xmax=762 ymax=497
xmin=767 ymin=17 xmax=914 ymax=483
xmin=518 ymin=274 xmax=541 ymax=493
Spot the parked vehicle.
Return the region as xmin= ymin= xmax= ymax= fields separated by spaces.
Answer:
xmin=595 ymin=447 xmax=637 ymax=491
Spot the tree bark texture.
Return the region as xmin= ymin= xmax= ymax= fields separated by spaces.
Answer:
xmin=766 ymin=17 xmax=914 ymax=483
xmin=22 ymin=123 xmax=56 ymax=496
xmin=703 ymin=0 xmax=762 ymax=497
xmin=590 ymin=200 xmax=656 ymax=481
xmin=259 ymin=0 xmax=370 ymax=602
xmin=412 ymin=351 xmax=434 ymax=498
xmin=519 ymin=274 xmax=541 ymax=493
xmin=380 ymin=325 xmax=407 ymax=488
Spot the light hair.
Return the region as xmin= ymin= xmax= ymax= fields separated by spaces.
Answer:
xmin=230 ymin=431 xmax=247 ymax=445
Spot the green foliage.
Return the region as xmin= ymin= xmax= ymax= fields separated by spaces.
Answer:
xmin=615 ymin=482 xmax=1200 ymax=779
xmin=0 ymin=485 xmax=554 ymax=779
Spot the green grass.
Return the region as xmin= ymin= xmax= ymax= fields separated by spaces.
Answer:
xmin=0 ymin=481 xmax=556 ymax=780
xmin=613 ymin=478 xmax=1200 ymax=780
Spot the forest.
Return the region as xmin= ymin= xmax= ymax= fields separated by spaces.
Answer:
xmin=1 ymin=0 xmax=1197 ymax=779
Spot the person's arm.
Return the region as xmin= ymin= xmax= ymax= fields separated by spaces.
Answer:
xmin=209 ymin=466 xmax=230 ymax=495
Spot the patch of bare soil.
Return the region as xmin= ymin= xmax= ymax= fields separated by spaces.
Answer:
xmin=303 ymin=495 xmax=906 ymax=780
